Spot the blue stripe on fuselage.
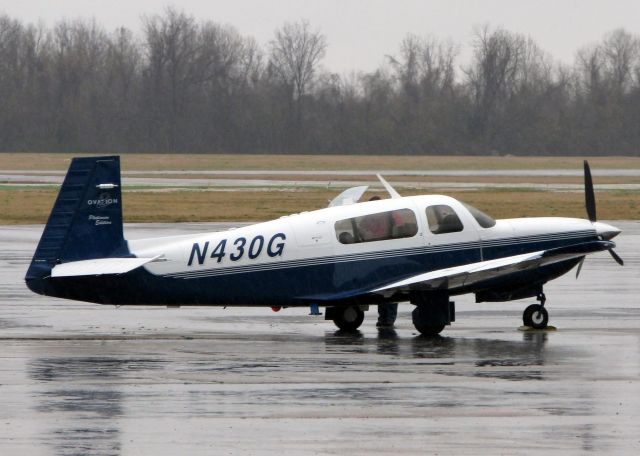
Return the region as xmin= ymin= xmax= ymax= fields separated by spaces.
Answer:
xmin=40 ymin=230 xmax=597 ymax=306
xmin=163 ymin=230 xmax=595 ymax=279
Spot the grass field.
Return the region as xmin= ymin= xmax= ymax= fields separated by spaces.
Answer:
xmin=1 ymin=152 xmax=640 ymax=171
xmin=1 ymin=153 xmax=638 ymax=223
xmin=1 ymin=186 xmax=636 ymax=225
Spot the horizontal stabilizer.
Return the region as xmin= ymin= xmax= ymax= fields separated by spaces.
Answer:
xmin=51 ymin=256 xmax=160 ymax=278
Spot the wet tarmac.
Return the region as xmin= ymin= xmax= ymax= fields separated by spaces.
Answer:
xmin=1 ymin=222 xmax=639 ymax=455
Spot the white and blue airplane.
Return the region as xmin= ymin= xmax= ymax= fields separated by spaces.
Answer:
xmin=25 ymin=157 xmax=623 ymax=335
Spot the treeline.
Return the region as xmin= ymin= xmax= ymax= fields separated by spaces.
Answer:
xmin=1 ymin=9 xmax=639 ymax=155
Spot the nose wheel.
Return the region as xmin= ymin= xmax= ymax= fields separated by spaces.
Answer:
xmin=523 ymin=293 xmax=549 ymax=329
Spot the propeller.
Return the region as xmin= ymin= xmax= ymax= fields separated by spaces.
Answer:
xmin=584 ymin=161 xmax=597 ymax=222
xmin=577 ymin=161 xmax=624 ymax=278
xmin=575 ymin=257 xmax=585 ymax=278
xmin=608 ymin=247 xmax=624 ymax=266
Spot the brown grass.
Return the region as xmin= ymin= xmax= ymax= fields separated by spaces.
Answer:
xmin=1 ymin=153 xmax=636 ymax=223
xmin=2 ymin=187 xmax=636 ymax=225
xmin=1 ymin=152 xmax=640 ymax=171
xmin=128 ymin=172 xmax=640 ymax=185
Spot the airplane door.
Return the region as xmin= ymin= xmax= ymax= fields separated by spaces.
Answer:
xmin=421 ymin=203 xmax=482 ymax=267
xmin=331 ymin=204 xmax=425 ymax=290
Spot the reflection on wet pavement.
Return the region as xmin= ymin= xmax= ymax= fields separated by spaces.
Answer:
xmin=0 ymin=222 xmax=639 ymax=455
xmin=27 ymin=357 xmax=164 ymax=456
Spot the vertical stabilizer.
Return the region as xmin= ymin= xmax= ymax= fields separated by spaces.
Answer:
xmin=25 ymin=156 xmax=127 ymax=283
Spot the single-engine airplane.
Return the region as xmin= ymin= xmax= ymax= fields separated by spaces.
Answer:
xmin=25 ymin=157 xmax=623 ymax=335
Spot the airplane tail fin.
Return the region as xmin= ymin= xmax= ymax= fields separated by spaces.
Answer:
xmin=25 ymin=156 xmax=128 ymax=285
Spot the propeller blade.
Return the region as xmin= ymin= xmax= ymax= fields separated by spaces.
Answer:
xmin=575 ymin=257 xmax=585 ymax=278
xmin=584 ymin=160 xmax=597 ymax=222
xmin=608 ymin=248 xmax=624 ymax=266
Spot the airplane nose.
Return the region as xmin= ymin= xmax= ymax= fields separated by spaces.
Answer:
xmin=593 ymin=221 xmax=621 ymax=240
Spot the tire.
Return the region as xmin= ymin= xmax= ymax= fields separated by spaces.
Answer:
xmin=412 ymin=306 xmax=445 ymax=336
xmin=333 ymin=306 xmax=364 ymax=331
xmin=523 ymin=304 xmax=537 ymax=327
xmin=414 ymin=323 xmax=445 ymax=336
xmin=523 ymin=304 xmax=548 ymax=329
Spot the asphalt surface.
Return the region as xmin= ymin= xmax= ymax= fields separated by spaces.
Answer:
xmin=4 ymin=168 xmax=640 ymax=175
xmin=1 ymin=222 xmax=639 ymax=455
xmin=2 ymin=169 xmax=640 ymax=191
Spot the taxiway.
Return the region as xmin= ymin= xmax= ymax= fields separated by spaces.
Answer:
xmin=0 ymin=222 xmax=638 ymax=455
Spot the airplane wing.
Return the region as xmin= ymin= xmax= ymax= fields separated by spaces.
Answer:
xmin=300 ymin=240 xmax=614 ymax=302
xmin=371 ymin=240 xmax=614 ymax=294
xmin=328 ymin=185 xmax=369 ymax=207
xmin=51 ymin=256 xmax=162 ymax=278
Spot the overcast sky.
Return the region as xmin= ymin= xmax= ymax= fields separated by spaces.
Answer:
xmin=1 ymin=0 xmax=639 ymax=73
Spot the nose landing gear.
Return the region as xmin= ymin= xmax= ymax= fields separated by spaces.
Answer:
xmin=523 ymin=292 xmax=549 ymax=329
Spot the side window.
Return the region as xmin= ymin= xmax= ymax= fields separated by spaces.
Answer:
xmin=335 ymin=208 xmax=418 ymax=244
xmin=426 ymin=205 xmax=464 ymax=234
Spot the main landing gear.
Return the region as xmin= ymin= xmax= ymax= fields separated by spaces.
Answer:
xmin=325 ymin=296 xmax=457 ymax=335
xmin=522 ymin=292 xmax=549 ymax=329
xmin=411 ymin=292 xmax=455 ymax=336
xmin=325 ymin=305 xmax=365 ymax=331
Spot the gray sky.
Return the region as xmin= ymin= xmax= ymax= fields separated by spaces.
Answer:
xmin=1 ymin=0 xmax=639 ymax=73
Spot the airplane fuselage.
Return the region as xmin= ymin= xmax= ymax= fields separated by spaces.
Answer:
xmin=30 ymin=195 xmax=611 ymax=307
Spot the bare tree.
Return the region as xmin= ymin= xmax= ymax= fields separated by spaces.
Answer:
xmin=104 ymin=27 xmax=141 ymax=150
xmin=387 ymin=35 xmax=459 ymax=152
xmin=268 ymin=20 xmax=326 ymax=151
xmin=464 ymin=26 xmax=527 ymax=149
xmin=269 ymin=20 xmax=326 ymax=100
xmin=1 ymin=11 xmax=640 ymax=155
xmin=142 ymin=8 xmax=198 ymax=149
xmin=576 ymin=29 xmax=640 ymax=99
xmin=389 ymin=35 xmax=457 ymax=100
xmin=577 ymin=45 xmax=604 ymax=98
xmin=574 ymin=29 xmax=640 ymax=153
xmin=601 ymin=28 xmax=640 ymax=93
xmin=192 ymin=22 xmax=257 ymax=150
xmin=48 ymin=19 xmax=109 ymax=150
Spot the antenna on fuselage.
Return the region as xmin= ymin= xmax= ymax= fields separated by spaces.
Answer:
xmin=376 ymin=174 xmax=401 ymax=199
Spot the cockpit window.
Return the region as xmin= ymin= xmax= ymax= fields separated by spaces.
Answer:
xmin=335 ymin=208 xmax=418 ymax=244
xmin=426 ymin=205 xmax=464 ymax=234
xmin=461 ymin=201 xmax=496 ymax=228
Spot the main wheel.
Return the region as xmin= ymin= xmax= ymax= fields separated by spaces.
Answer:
xmin=412 ymin=306 xmax=445 ymax=336
xmin=333 ymin=306 xmax=364 ymax=331
xmin=523 ymin=304 xmax=548 ymax=329
xmin=414 ymin=323 xmax=445 ymax=336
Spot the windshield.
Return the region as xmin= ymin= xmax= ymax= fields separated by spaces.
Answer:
xmin=461 ymin=202 xmax=496 ymax=228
